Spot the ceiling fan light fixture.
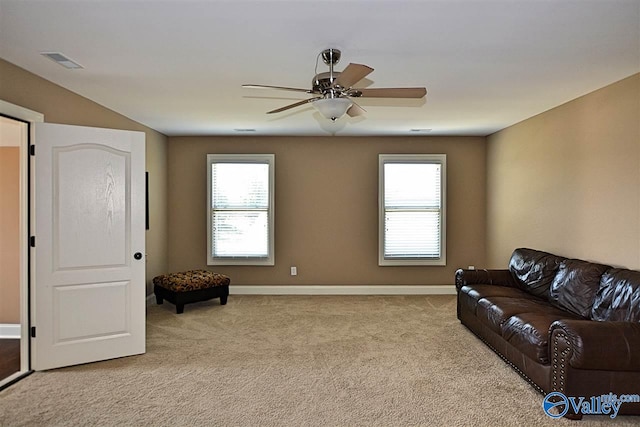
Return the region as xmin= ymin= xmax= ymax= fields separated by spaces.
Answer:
xmin=312 ymin=97 xmax=353 ymax=121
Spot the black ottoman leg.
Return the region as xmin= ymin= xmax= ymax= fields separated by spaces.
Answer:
xmin=176 ymin=304 xmax=184 ymax=314
xmin=220 ymin=295 xmax=228 ymax=305
xmin=154 ymin=285 xmax=164 ymax=305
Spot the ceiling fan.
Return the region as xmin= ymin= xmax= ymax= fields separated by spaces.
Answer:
xmin=242 ymin=49 xmax=427 ymax=121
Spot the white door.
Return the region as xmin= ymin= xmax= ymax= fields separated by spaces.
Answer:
xmin=32 ymin=123 xmax=145 ymax=371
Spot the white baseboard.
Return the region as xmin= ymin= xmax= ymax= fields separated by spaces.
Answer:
xmin=0 ymin=323 xmax=20 ymax=339
xmin=230 ymin=285 xmax=456 ymax=295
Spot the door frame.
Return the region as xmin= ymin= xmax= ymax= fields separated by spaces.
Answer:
xmin=0 ymin=100 xmax=43 ymax=388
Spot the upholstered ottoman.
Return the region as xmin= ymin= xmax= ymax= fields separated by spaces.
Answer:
xmin=153 ymin=270 xmax=230 ymax=314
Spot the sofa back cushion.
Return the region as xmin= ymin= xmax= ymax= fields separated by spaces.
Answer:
xmin=509 ymin=248 xmax=566 ymax=298
xmin=591 ymin=268 xmax=640 ymax=322
xmin=548 ymin=259 xmax=611 ymax=318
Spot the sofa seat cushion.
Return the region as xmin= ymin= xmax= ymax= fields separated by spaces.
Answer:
xmin=459 ymin=285 xmax=531 ymax=315
xmin=476 ymin=296 xmax=554 ymax=334
xmin=502 ymin=311 xmax=581 ymax=364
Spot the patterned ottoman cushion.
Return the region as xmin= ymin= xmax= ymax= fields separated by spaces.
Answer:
xmin=153 ymin=270 xmax=230 ymax=292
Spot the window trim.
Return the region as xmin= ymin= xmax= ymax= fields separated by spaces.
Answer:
xmin=207 ymin=154 xmax=275 ymax=266
xmin=378 ymin=154 xmax=446 ymax=266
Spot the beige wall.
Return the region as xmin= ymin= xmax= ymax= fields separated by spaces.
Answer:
xmin=168 ymin=136 xmax=486 ymax=286
xmin=486 ymin=73 xmax=640 ymax=269
xmin=8 ymin=58 xmax=633 ymax=290
xmin=0 ymin=147 xmax=20 ymax=323
xmin=0 ymin=59 xmax=169 ymax=294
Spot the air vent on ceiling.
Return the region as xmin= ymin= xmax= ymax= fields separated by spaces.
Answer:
xmin=40 ymin=52 xmax=83 ymax=69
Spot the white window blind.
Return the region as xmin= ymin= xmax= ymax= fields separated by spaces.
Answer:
xmin=379 ymin=154 xmax=446 ymax=266
xmin=207 ymin=154 xmax=274 ymax=265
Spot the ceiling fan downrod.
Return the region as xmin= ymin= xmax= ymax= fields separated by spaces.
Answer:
xmin=321 ymin=48 xmax=341 ymax=92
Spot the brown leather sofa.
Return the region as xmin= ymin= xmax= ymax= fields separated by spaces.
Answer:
xmin=456 ymin=248 xmax=640 ymax=419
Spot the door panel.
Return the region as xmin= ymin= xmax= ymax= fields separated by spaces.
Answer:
xmin=54 ymin=280 xmax=130 ymax=342
xmin=33 ymin=123 xmax=145 ymax=371
xmin=55 ymin=145 xmax=129 ymax=269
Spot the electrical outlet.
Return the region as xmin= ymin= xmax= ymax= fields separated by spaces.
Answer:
xmin=468 ymin=265 xmax=475 ymax=270
xmin=290 ymin=266 xmax=297 ymax=276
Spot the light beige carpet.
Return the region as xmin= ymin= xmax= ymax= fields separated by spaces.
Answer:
xmin=0 ymin=295 xmax=638 ymax=426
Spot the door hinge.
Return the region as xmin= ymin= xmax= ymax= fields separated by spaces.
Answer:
xmin=30 ymin=145 xmax=35 ymax=156
xmin=30 ymin=236 xmax=36 ymax=247
xmin=31 ymin=326 xmax=36 ymax=338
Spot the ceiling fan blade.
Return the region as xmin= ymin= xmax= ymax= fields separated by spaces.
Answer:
xmin=351 ymin=87 xmax=427 ymax=98
xmin=346 ymin=99 xmax=366 ymax=117
xmin=243 ymin=84 xmax=312 ymax=93
xmin=266 ymin=97 xmax=321 ymax=114
xmin=334 ymin=63 xmax=374 ymax=89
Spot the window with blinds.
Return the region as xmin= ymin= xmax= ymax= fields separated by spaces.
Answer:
xmin=379 ymin=154 xmax=446 ymax=266
xmin=207 ymin=154 xmax=274 ymax=265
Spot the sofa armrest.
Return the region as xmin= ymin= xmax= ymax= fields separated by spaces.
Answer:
xmin=455 ymin=268 xmax=518 ymax=291
xmin=550 ymin=319 xmax=640 ymax=371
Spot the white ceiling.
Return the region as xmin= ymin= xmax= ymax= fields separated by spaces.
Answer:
xmin=1 ymin=0 xmax=638 ymax=137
